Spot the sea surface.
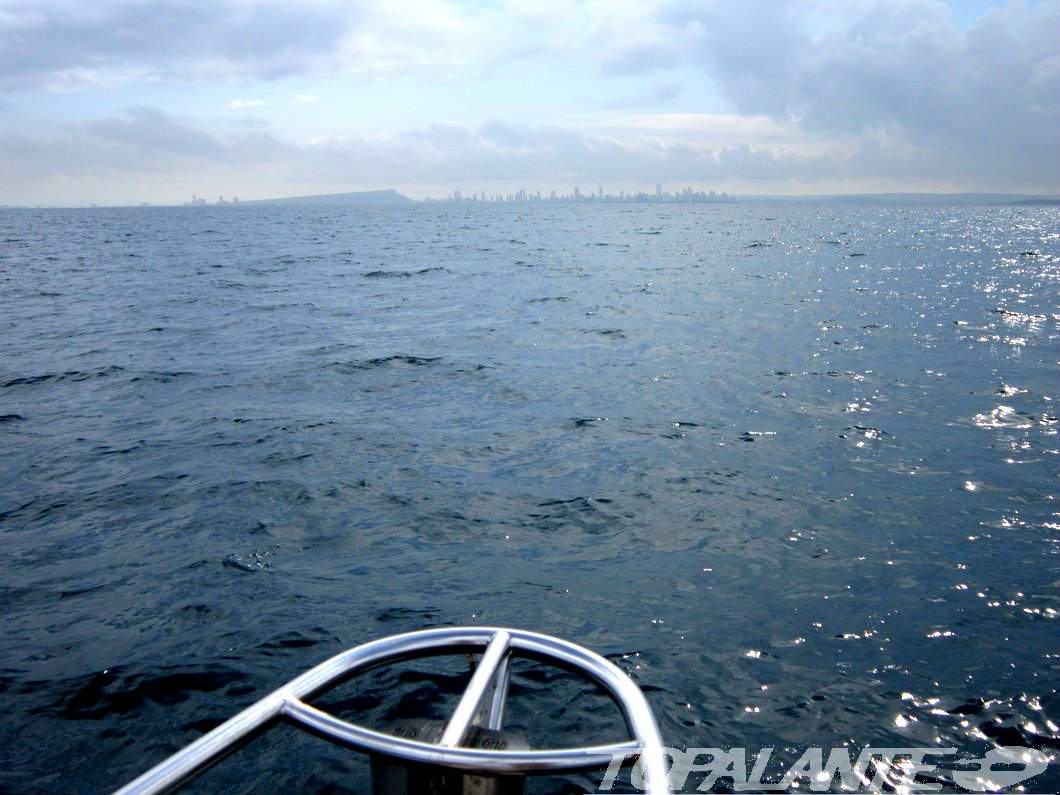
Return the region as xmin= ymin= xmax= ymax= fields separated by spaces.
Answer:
xmin=0 ymin=202 xmax=1056 ymax=793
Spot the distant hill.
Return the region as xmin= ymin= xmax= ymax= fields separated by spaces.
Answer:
xmin=246 ymin=189 xmax=412 ymax=205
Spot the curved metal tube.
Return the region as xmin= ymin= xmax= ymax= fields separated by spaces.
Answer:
xmin=111 ymin=626 xmax=669 ymax=795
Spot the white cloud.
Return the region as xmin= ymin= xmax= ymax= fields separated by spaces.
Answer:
xmin=229 ymin=99 xmax=265 ymax=109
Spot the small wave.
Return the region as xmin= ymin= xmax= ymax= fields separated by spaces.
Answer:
xmin=522 ymin=496 xmax=619 ymax=537
xmin=989 ymin=307 xmax=1047 ymax=324
xmin=362 ymin=267 xmax=447 ymax=278
xmin=256 ymin=630 xmax=330 ymax=653
xmin=221 ymin=548 xmax=275 ymax=573
xmin=738 ymin=430 xmax=777 ymax=442
xmin=128 ymin=371 xmax=195 ymax=384
xmin=661 ymin=421 xmax=700 ymax=439
xmin=362 ymin=354 xmax=441 ymax=368
xmin=261 ymin=450 xmax=312 ymax=465
xmin=974 ymin=405 xmax=1035 ymax=429
xmin=536 ymin=496 xmax=609 ymax=510
xmin=48 ymin=665 xmax=245 ymax=720
xmin=0 ymin=414 xmax=25 ymax=422
xmin=0 ymin=496 xmax=70 ymax=523
xmin=328 ymin=355 xmax=442 ymax=373
xmin=96 ymin=442 xmax=146 ymax=456
xmin=376 ymin=606 xmax=440 ymax=623
xmin=839 ymin=425 xmax=891 ymax=441
xmin=2 ymin=365 xmax=124 ymax=389
xmin=572 ymin=417 xmax=606 ymax=427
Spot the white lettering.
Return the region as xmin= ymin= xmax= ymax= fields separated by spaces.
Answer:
xmin=593 ymin=745 xmax=1044 ymax=794
xmin=952 ymin=747 xmax=1049 ymax=792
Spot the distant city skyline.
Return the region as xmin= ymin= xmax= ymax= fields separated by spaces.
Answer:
xmin=440 ymin=185 xmax=734 ymax=204
xmin=0 ymin=0 xmax=1055 ymax=206
xmin=7 ymin=187 xmax=1060 ymax=210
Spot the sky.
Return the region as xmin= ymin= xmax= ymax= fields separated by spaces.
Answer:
xmin=0 ymin=0 xmax=1057 ymax=205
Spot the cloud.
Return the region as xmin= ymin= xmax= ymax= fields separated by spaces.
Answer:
xmin=6 ymin=105 xmax=1029 ymax=207
xmin=657 ymin=0 xmax=1059 ymax=186
xmin=81 ymin=106 xmax=226 ymax=158
xmin=596 ymin=82 xmax=685 ymax=110
xmin=0 ymin=0 xmax=363 ymax=89
xmin=229 ymin=99 xmax=265 ymax=109
xmin=0 ymin=1 xmax=1055 ymax=197
xmin=0 ymin=105 xmax=308 ymax=203
xmin=0 ymin=0 xmax=507 ymax=90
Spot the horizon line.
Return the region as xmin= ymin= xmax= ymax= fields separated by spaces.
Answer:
xmin=3 ymin=189 xmax=1058 ymax=210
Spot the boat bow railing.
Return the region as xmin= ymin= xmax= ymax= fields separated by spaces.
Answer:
xmin=111 ymin=626 xmax=670 ymax=795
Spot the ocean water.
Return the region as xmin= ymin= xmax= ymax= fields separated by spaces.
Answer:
xmin=0 ymin=202 xmax=1056 ymax=793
